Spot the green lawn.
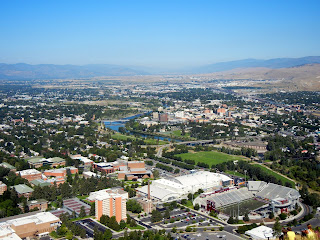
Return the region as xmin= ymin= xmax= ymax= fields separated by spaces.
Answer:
xmin=181 ymin=200 xmax=194 ymax=209
xmin=128 ymin=225 xmax=145 ymax=230
xmin=111 ymin=133 xmax=136 ymax=141
xmin=253 ymin=164 xmax=295 ymax=188
xmin=175 ymin=151 xmax=247 ymax=166
xmin=225 ymin=170 xmax=245 ymax=178
xmin=163 ymin=130 xmax=196 ymax=140
xmin=220 ymin=199 xmax=266 ymax=216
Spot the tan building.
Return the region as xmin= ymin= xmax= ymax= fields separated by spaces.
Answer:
xmin=19 ymin=199 xmax=48 ymax=212
xmin=17 ymin=169 xmax=42 ymax=182
xmin=27 ymin=156 xmax=66 ymax=168
xmin=88 ymin=188 xmax=128 ymax=222
xmin=0 ymin=181 xmax=7 ymax=195
xmin=118 ymin=161 xmax=153 ymax=180
xmin=0 ymin=212 xmax=60 ymax=239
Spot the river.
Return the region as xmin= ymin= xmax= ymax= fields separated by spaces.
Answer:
xmin=104 ymin=113 xmax=181 ymax=142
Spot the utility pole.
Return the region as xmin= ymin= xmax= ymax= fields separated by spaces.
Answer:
xmin=244 ymin=170 xmax=247 ymax=186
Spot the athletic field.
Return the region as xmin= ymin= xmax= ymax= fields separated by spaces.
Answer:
xmin=219 ymin=199 xmax=266 ymax=216
xmin=175 ymin=151 xmax=247 ymax=166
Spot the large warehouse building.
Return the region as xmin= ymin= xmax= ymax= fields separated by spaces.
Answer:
xmin=138 ymin=171 xmax=233 ymax=202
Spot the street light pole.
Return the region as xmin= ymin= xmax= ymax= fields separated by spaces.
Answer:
xmin=244 ymin=170 xmax=247 ymax=186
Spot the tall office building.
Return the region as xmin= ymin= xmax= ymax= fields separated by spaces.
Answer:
xmin=88 ymin=189 xmax=128 ymax=222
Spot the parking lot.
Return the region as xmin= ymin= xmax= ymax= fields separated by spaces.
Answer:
xmin=75 ymin=218 xmax=109 ymax=238
xmin=176 ymin=231 xmax=243 ymax=240
xmin=139 ymin=208 xmax=221 ymax=229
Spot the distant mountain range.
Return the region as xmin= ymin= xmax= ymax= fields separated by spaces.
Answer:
xmin=0 ymin=63 xmax=147 ymax=80
xmin=192 ymin=56 xmax=320 ymax=73
xmin=0 ymin=56 xmax=320 ymax=79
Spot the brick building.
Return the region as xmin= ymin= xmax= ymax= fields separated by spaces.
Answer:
xmin=13 ymin=184 xmax=34 ymax=199
xmin=43 ymin=167 xmax=78 ymax=178
xmin=17 ymin=169 xmax=42 ymax=182
xmin=19 ymin=199 xmax=48 ymax=212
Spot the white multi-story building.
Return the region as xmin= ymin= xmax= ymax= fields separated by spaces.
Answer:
xmin=88 ymin=188 xmax=128 ymax=222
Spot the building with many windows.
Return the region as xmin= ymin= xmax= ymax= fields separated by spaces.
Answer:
xmin=88 ymin=188 xmax=128 ymax=222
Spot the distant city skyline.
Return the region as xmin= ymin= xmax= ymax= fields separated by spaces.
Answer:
xmin=0 ymin=0 xmax=319 ymax=68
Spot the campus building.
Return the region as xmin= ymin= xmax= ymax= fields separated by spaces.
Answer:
xmin=26 ymin=156 xmax=66 ymax=168
xmin=19 ymin=199 xmax=48 ymax=212
xmin=138 ymin=171 xmax=233 ymax=202
xmin=193 ymin=181 xmax=300 ymax=218
xmin=118 ymin=161 xmax=153 ymax=180
xmin=0 ymin=212 xmax=60 ymax=239
xmin=43 ymin=166 xmax=78 ymax=178
xmin=88 ymin=188 xmax=128 ymax=222
xmin=13 ymin=184 xmax=34 ymax=199
xmin=17 ymin=169 xmax=42 ymax=182
xmin=0 ymin=181 xmax=7 ymax=195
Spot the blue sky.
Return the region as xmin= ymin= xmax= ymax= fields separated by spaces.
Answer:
xmin=0 ymin=0 xmax=319 ymax=68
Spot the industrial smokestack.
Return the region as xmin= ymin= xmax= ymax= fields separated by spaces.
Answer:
xmin=148 ymin=180 xmax=150 ymax=200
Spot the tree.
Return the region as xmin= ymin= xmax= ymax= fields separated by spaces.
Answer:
xmin=151 ymin=210 xmax=163 ymax=223
xmin=273 ymin=219 xmax=282 ymax=237
xmin=269 ymin=211 xmax=274 ymax=219
xmin=103 ymin=228 xmax=112 ymax=239
xmin=185 ymin=226 xmax=192 ymax=232
xmin=181 ymin=199 xmax=187 ymax=205
xmin=79 ymin=206 xmax=87 ymax=218
xmin=108 ymin=216 xmax=120 ymax=231
xmin=243 ymin=213 xmax=249 ymax=222
xmin=126 ymin=214 xmax=131 ymax=225
xmin=194 ymin=203 xmax=200 ymax=210
xmin=119 ymin=220 xmax=126 ymax=230
xmin=279 ymin=213 xmax=287 ymax=220
xmin=60 ymin=182 xmax=73 ymax=199
xmin=130 ymin=219 xmax=137 ymax=227
xmin=227 ymin=216 xmax=234 ymax=224
xmin=163 ymin=209 xmax=170 ymax=219
xmin=90 ymin=202 xmax=95 ymax=216
xmin=187 ymin=193 xmax=193 ymax=201
xmin=126 ymin=199 xmax=142 ymax=213
xmin=153 ymin=169 xmax=160 ymax=179
xmin=100 ymin=215 xmax=109 ymax=226
xmin=66 ymin=168 xmax=73 ymax=184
